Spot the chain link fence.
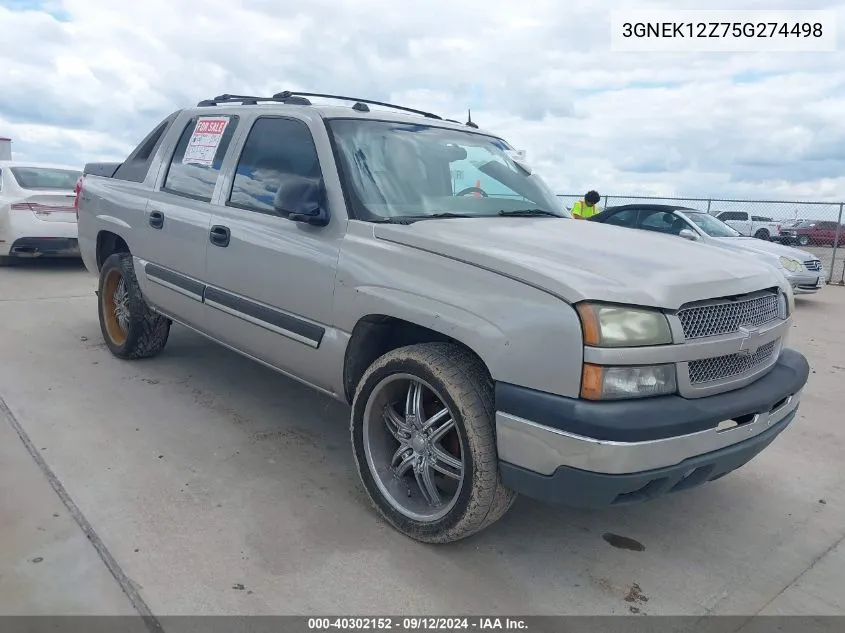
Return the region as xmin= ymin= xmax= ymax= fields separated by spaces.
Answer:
xmin=557 ymin=194 xmax=845 ymax=286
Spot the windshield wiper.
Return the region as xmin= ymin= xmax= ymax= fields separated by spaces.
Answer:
xmin=392 ymin=212 xmax=477 ymax=224
xmin=415 ymin=212 xmax=475 ymax=219
xmin=498 ymin=209 xmax=561 ymax=217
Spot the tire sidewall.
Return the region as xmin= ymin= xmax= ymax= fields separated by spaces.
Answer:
xmin=351 ymin=349 xmax=490 ymax=542
xmin=97 ymin=253 xmax=143 ymax=357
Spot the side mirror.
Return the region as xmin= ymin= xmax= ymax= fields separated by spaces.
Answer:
xmin=273 ymin=175 xmax=329 ymax=227
xmin=679 ymin=228 xmax=699 ymax=241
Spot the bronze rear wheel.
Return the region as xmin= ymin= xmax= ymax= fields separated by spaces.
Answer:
xmin=97 ymin=252 xmax=171 ymax=359
xmin=101 ymin=268 xmax=129 ymax=346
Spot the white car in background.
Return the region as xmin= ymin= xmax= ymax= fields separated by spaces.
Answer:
xmin=0 ymin=161 xmax=82 ymax=266
xmin=715 ymin=210 xmax=782 ymax=241
xmin=590 ymin=204 xmax=827 ymax=295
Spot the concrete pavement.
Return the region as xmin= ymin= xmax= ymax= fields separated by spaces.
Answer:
xmin=1 ymin=258 xmax=844 ymax=618
xmin=0 ymin=391 xmax=136 ymax=615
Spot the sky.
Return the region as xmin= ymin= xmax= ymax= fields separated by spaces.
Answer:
xmin=1 ymin=0 xmax=845 ymax=205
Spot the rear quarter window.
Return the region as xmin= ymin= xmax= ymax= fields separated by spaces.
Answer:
xmin=113 ymin=112 xmax=179 ymax=183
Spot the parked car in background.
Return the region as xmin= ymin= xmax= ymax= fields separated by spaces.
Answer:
xmin=76 ymin=92 xmax=810 ymax=543
xmin=0 ymin=160 xmax=82 ymax=265
xmin=778 ymin=220 xmax=844 ymax=247
xmin=715 ymin=210 xmax=781 ymax=240
xmin=590 ymin=204 xmax=827 ymax=294
xmin=772 ymin=219 xmax=805 ymax=244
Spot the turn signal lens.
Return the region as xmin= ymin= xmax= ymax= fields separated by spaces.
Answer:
xmin=581 ymin=363 xmax=677 ymax=401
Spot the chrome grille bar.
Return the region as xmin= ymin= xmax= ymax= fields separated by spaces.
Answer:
xmin=678 ymin=292 xmax=780 ymax=340
xmin=689 ymin=339 xmax=779 ymax=385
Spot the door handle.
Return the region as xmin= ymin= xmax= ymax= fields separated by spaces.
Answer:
xmin=149 ymin=210 xmax=164 ymax=229
xmin=209 ymin=225 xmax=230 ymax=247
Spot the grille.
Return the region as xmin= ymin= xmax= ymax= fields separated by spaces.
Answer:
xmin=689 ymin=339 xmax=778 ymax=385
xmin=678 ymin=293 xmax=780 ymax=339
xmin=804 ymin=260 xmax=822 ymax=271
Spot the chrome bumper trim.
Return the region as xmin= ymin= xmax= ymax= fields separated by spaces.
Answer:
xmin=495 ymin=391 xmax=800 ymax=476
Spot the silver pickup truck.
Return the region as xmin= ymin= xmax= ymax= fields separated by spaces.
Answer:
xmin=77 ymin=92 xmax=810 ymax=543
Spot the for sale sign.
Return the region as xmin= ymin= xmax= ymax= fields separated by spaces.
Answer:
xmin=182 ymin=117 xmax=230 ymax=166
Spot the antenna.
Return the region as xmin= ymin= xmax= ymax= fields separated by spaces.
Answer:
xmin=465 ymin=109 xmax=478 ymax=129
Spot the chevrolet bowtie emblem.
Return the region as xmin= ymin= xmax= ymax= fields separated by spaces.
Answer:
xmin=738 ymin=326 xmax=763 ymax=356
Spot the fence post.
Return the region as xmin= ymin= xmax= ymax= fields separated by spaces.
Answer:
xmin=603 ymin=195 xmax=608 ymax=209
xmin=832 ymin=203 xmax=844 ymax=284
xmin=706 ymin=199 xmax=712 ymax=214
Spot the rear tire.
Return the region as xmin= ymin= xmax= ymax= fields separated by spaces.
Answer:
xmin=98 ymin=252 xmax=170 ymax=359
xmin=754 ymin=229 xmax=770 ymax=240
xmin=0 ymin=256 xmax=14 ymax=267
xmin=351 ymin=343 xmax=516 ymax=544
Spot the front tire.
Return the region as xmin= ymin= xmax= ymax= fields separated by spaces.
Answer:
xmin=798 ymin=235 xmax=810 ymax=246
xmin=98 ymin=252 xmax=170 ymax=359
xmin=351 ymin=343 xmax=516 ymax=544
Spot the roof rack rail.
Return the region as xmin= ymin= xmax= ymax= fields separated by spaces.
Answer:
xmin=197 ymin=93 xmax=312 ymax=106
xmin=195 ymin=91 xmax=483 ymax=127
xmin=271 ymin=91 xmax=443 ymax=120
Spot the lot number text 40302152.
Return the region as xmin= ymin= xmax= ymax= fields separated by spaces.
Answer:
xmin=610 ymin=9 xmax=837 ymax=52
xmin=307 ymin=618 xmax=529 ymax=631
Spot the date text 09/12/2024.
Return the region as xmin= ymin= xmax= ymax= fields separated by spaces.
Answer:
xmin=307 ymin=618 xmax=528 ymax=631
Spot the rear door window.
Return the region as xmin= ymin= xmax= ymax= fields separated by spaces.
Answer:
xmin=162 ymin=115 xmax=239 ymax=202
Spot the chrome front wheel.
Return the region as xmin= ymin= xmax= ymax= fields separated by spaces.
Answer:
xmin=351 ymin=343 xmax=516 ymax=543
xmin=363 ymin=373 xmax=465 ymax=522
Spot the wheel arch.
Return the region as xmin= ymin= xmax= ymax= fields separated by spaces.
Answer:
xmin=342 ymin=314 xmax=491 ymax=404
xmin=96 ymin=230 xmax=130 ymax=270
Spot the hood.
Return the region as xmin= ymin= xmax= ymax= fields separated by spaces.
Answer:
xmin=372 ymin=218 xmax=786 ymax=310
xmin=713 ymin=237 xmax=817 ymax=262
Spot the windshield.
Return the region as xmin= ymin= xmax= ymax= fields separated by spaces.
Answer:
xmin=326 ymin=119 xmax=567 ymax=221
xmin=685 ymin=212 xmax=741 ymax=237
xmin=9 ymin=167 xmax=81 ymax=191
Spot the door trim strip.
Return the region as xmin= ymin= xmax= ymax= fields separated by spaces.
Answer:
xmin=141 ymin=261 xmax=326 ymax=349
xmin=144 ymin=262 xmax=205 ymax=302
xmin=204 ymin=286 xmax=325 ymax=348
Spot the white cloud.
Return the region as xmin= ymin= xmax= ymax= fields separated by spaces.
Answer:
xmin=1 ymin=0 xmax=844 ymax=205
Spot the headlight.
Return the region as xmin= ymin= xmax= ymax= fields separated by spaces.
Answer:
xmin=581 ymin=364 xmax=677 ymax=400
xmin=576 ymin=302 xmax=672 ymax=347
xmin=779 ymin=256 xmax=802 ymax=272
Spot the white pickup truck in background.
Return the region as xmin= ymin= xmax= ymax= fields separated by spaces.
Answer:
xmin=715 ymin=210 xmax=781 ymax=240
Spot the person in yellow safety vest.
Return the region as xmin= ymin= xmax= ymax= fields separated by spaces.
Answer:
xmin=571 ymin=190 xmax=601 ymax=219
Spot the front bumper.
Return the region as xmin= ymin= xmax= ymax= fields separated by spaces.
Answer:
xmin=784 ymin=270 xmax=825 ymax=294
xmin=495 ymin=348 xmax=810 ymax=508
